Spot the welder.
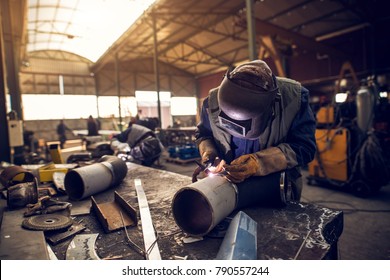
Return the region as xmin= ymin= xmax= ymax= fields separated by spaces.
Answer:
xmin=195 ymin=60 xmax=316 ymax=201
xmin=110 ymin=123 xmax=164 ymax=167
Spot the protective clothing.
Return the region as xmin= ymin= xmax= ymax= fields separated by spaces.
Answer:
xmin=195 ymin=60 xmax=316 ymax=201
xmin=217 ymin=60 xmax=280 ymax=139
xmin=224 ymin=147 xmax=288 ymax=183
xmin=110 ymin=141 xmax=130 ymax=152
xmin=198 ymin=138 xmax=218 ymax=165
xmin=111 ymin=124 xmax=164 ymax=166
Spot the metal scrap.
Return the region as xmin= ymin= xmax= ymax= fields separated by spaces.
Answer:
xmin=24 ymin=196 xmax=72 ymax=217
xmin=134 ymin=178 xmax=161 ymax=260
xmin=66 ymin=233 xmax=100 ymax=260
xmin=91 ymin=191 xmax=137 ymax=233
xmin=45 ymin=222 xmax=86 ymax=245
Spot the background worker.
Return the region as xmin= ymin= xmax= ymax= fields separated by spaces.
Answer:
xmin=195 ymin=60 xmax=316 ymax=201
xmin=110 ymin=123 xmax=164 ymax=167
xmin=56 ymin=119 xmax=71 ymax=149
xmin=87 ymin=115 xmax=99 ymax=136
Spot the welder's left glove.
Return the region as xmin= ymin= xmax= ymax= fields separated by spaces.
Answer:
xmin=223 ymin=147 xmax=288 ymax=183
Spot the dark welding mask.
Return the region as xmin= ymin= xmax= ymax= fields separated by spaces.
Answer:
xmin=217 ymin=60 xmax=279 ymax=139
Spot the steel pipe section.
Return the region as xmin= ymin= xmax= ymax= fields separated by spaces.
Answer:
xmin=64 ymin=156 xmax=127 ymax=200
xmin=172 ymin=172 xmax=288 ymax=236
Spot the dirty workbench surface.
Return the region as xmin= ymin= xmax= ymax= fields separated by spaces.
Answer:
xmin=1 ymin=163 xmax=343 ymax=260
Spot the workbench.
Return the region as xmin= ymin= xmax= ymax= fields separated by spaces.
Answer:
xmin=0 ymin=163 xmax=343 ymax=260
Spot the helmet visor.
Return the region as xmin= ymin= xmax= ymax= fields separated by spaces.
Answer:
xmin=218 ymin=110 xmax=252 ymax=138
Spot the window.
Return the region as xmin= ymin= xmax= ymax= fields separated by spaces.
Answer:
xmin=97 ymin=96 xmax=137 ymax=118
xmin=171 ymin=97 xmax=197 ymax=116
xmin=22 ymin=94 xmax=97 ymax=120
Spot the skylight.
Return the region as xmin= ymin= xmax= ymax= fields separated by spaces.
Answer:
xmin=27 ymin=0 xmax=155 ymax=62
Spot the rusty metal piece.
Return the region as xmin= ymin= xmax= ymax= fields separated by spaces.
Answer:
xmin=0 ymin=165 xmax=36 ymax=188
xmin=45 ymin=222 xmax=86 ymax=245
xmin=7 ymin=180 xmax=38 ymax=209
xmin=24 ymin=196 xmax=72 ymax=217
xmin=91 ymin=191 xmax=137 ymax=233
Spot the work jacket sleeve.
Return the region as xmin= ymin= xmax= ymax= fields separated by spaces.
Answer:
xmin=195 ymin=98 xmax=214 ymax=145
xmin=284 ymin=87 xmax=316 ymax=166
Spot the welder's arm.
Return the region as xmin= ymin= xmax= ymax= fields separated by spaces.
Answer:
xmin=110 ymin=139 xmax=130 ymax=152
xmin=195 ymin=98 xmax=220 ymax=165
xmin=110 ymin=129 xmax=131 ymax=152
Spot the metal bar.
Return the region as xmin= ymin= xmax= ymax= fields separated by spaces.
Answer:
xmin=134 ymin=178 xmax=161 ymax=260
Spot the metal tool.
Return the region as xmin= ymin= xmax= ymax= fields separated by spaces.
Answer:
xmin=134 ymin=179 xmax=161 ymax=260
xmin=66 ymin=233 xmax=100 ymax=260
xmin=192 ymin=160 xmax=228 ymax=182
xmin=22 ymin=214 xmax=73 ymax=231
xmin=215 ymin=211 xmax=257 ymax=260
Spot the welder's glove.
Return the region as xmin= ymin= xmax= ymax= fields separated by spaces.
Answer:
xmin=111 ymin=140 xmax=130 ymax=152
xmin=198 ymin=139 xmax=218 ymax=166
xmin=223 ymin=147 xmax=288 ymax=183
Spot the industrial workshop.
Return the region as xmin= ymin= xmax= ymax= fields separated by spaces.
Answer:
xmin=0 ymin=0 xmax=389 ymax=266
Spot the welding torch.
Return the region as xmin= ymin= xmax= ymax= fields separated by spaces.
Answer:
xmin=191 ymin=159 xmax=228 ymax=183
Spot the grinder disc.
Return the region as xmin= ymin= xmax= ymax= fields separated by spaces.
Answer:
xmin=22 ymin=214 xmax=73 ymax=231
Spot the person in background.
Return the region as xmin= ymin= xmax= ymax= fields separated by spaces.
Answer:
xmin=87 ymin=115 xmax=99 ymax=136
xmin=195 ymin=60 xmax=316 ymax=201
xmin=56 ymin=120 xmax=71 ymax=149
xmin=110 ymin=123 xmax=164 ymax=166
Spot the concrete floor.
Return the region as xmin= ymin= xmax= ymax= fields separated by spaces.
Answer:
xmin=157 ymin=153 xmax=390 ymax=260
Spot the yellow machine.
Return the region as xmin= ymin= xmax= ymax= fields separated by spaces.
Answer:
xmin=308 ymin=128 xmax=348 ymax=182
xmin=308 ymin=78 xmax=389 ymax=196
xmin=316 ymin=106 xmax=335 ymax=126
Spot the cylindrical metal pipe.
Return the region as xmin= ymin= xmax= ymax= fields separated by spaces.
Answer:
xmin=172 ymin=172 xmax=287 ymax=236
xmin=356 ymin=85 xmax=376 ymax=133
xmin=64 ymin=156 xmax=127 ymax=200
xmin=172 ymin=176 xmax=237 ymax=236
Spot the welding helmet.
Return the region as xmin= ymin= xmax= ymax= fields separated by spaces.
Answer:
xmin=217 ymin=60 xmax=279 ymax=139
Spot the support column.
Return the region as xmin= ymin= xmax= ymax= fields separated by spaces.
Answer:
xmin=0 ymin=20 xmax=11 ymax=162
xmin=115 ymin=53 xmax=123 ymax=131
xmin=246 ymin=0 xmax=257 ymax=60
xmin=153 ymin=13 xmax=162 ymax=127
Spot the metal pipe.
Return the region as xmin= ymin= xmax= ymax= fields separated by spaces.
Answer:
xmin=64 ymin=156 xmax=127 ymax=200
xmin=172 ymin=172 xmax=287 ymax=236
xmin=356 ymin=84 xmax=376 ymax=133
